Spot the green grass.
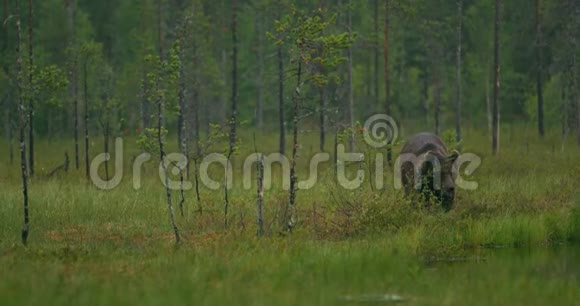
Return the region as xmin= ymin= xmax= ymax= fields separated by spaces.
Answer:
xmin=0 ymin=127 xmax=579 ymax=305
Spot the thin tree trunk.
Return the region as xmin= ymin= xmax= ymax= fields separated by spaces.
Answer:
xmin=455 ymin=0 xmax=463 ymax=144
xmin=278 ymin=45 xmax=286 ymax=155
xmin=287 ymin=61 xmax=301 ymax=233
xmin=65 ymin=0 xmax=78 ymax=170
xmin=178 ymin=37 xmax=187 ymax=158
xmin=255 ymin=16 xmax=264 ymax=130
xmin=84 ymin=61 xmax=89 ymax=179
xmin=159 ymin=93 xmax=180 ymax=244
xmin=16 ymin=0 xmax=30 ymax=245
xmin=535 ymin=0 xmax=545 ymax=137
xmin=384 ymin=0 xmax=392 ymax=163
xmin=74 ymin=85 xmax=79 ymax=170
xmin=492 ymin=0 xmax=501 ymax=155
xmin=347 ymin=0 xmax=354 ymax=153
xmin=158 ymin=0 xmax=180 ymax=244
xmin=225 ymin=0 xmax=239 ymax=230
xmin=374 ymin=0 xmax=380 ymax=112
xmin=27 ymin=0 xmax=34 ymax=177
xmin=229 ymin=0 xmax=238 ymax=150
xmin=257 ymin=154 xmax=264 ymax=236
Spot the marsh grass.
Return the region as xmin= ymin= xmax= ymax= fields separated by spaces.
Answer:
xmin=0 ymin=127 xmax=578 ymax=305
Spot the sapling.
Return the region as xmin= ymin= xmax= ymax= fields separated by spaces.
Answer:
xmin=270 ymin=5 xmax=353 ymax=232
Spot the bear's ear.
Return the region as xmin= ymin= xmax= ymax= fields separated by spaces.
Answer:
xmin=447 ymin=150 xmax=460 ymax=163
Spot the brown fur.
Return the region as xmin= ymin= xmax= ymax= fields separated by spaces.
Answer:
xmin=399 ymin=133 xmax=458 ymax=211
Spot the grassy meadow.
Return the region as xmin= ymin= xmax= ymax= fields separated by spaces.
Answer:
xmin=0 ymin=126 xmax=579 ymax=305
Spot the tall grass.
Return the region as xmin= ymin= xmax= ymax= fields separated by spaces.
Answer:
xmin=0 ymin=127 xmax=578 ymax=305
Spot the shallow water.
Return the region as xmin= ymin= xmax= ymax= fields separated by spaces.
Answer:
xmin=342 ymin=245 xmax=579 ymax=306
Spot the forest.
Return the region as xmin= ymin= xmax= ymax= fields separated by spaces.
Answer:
xmin=0 ymin=0 xmax=579 ymax=305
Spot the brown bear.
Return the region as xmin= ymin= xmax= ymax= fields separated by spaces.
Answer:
xmin=397 ymin=133 xmax=459 ymax=211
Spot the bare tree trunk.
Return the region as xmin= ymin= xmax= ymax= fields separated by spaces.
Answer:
xmin=374 ymin=0 xmax=380 ymax=112
xmin=229 ymin=0 xmax=239 ymax=150
xmin=83 ymin=61 xmax=90 ymax=179
xmin=66 ymin=0 xmax=79 ymax=170
xmin=347 ymin=0 xmax=354 ymax=153
xmin=287 ymin=61 xmax=301 ymax=233
xmin=455 ymin=0 xmax=463 ymax=144
xmin=255 ymin=16 xmax=264 ymax=130
xmin=535 ymin=0 xmax=545 ymax=137
xmin=278 ymin=45 xmax=286 ymax=155
xmin=27 ymin=0 xmax=34 ymax=176
xmin=225 ymin=0 xmax=239 ymax=230
xmin=65 ymin=0 xmax=78 ymax=170
xmin=384 ymin=0 xmax=392 ymax=163
xmin=159 ymin=94 xmax=180 ymax=244
xmin=492 ymin=0 xmax=501 ymax=155
xmin=178 ymin=38 xmax=188 ymax=159
xmin=16 ymin=0 xmax=30 ymax=245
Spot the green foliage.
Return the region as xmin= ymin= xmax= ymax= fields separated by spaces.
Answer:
xmin=137 ymin=127 xmax=168 ymax=157
xmin=191 ymin=123 xmax=230 ymax=160
xmin=271 ymin=5 xmax=354 ymax=87
xmin=31 ymin=65 xmax=69 ymax=108
xmin=442 ymin=129 xmax=461 ymax=151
